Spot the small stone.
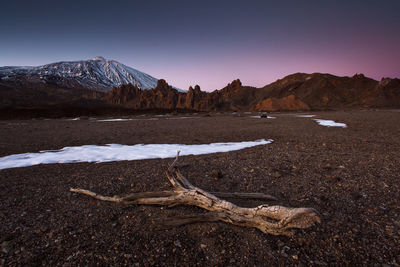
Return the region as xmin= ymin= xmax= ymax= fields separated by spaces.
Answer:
xmin=292 ymin=255 xmax=299 ymax=260
xmin=274 ymin=171 xmax=281 ymax=178
xmin=324 ymin=163 xmax=332 ymax=169
xmin=1 ymin=242 xmax=10 ymax=254
xmin=200 ymin=243 xmax=207 ymax=249
xmin=174 ymin=240 xmax=182 ymax=248
xmin=314 ymin=260 xmax=327 ymax=266
xmin=213 ymin=170 xmax=224 ymax=180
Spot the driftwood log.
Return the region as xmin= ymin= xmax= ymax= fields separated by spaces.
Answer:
xmin=70 ymin=152 xmax=320 ymax=236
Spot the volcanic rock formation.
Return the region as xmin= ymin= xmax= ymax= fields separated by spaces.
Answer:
xmin=104 ymin=73 xmax=400 ymax=112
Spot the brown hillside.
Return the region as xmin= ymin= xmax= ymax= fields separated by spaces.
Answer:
xmin=257 ymin=73 xmax=391 ymax=109
xmin=253 ymin=95 xmax=310 ymax=111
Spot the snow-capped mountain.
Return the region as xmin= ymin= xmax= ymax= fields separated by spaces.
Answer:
xmin=0 ymin=56 xmax=159 ymax=92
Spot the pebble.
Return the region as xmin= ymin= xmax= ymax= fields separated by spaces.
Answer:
xmin=274 ymin=171 xmax=281 ymax=178
xmin=2 ymin=246 xmax=10 ymax=254
xmin=314 ymin=260 xmax=328 ymax=266
xmin=174 ymin=240 xmax=182 ymax=248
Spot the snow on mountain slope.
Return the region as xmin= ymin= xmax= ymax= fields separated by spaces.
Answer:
xmin=0 ymin=57 xmax=159 ymax=92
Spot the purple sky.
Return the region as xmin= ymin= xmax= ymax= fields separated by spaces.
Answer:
xmin=1 ymin=0 xmax=399 ymax=91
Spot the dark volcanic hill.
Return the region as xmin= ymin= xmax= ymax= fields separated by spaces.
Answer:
xmin=104 ymin=73 xmax=400 ymax=112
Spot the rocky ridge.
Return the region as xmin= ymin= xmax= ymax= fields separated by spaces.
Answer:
xmin=105 ymin=73 xmax=400 ymax=111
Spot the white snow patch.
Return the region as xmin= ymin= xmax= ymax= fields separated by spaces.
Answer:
xmin=295 ymin=114 xmax=316 ymax=118
xmin=96 ymin=118 xmax=159 ymax=122
xmin=249 ymin=116 xmax=276 ymax=119
xmin=96 ymin=118 xmax=137 ymax=122
xmin=167 ymin=117 xmax=199 ymax=120
xmin=0 ymin=139 xmax=273 ymax=170
xmin=313 ymin=119 xmax=347 ymax=128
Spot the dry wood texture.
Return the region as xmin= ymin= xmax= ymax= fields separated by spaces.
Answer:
xmin=70 ymin=152 xmax=320 ymax=236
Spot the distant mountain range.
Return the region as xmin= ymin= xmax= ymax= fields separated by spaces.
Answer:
xmin=0 ymin=56 xmax=158 ymax=92
xmin=0 ymin=57 xmax=399 ymax=117
xmin=105 ymin=74 xmax=400 ymax=111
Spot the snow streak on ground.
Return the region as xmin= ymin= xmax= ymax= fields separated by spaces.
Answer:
xmin=94 ymin=117 xmax=201 ymax=122
xmin=313 ymin=119 xmax=347 ymax=128
xmin=167 ymin=117 xmax=200 ymax=120
xmin=96 ymin=118 xmax=160 ymax=122
xmin=96 ymin=118 xmax=138 ymax=122
xmin=249 ymin=116 xmax=276 ymax=119
xmin=0 ymin=139 xmax=273 ymax=170
xmin=295 ymin=115 xmax=316 ymax=118
xmin=63 ymin=117 xmax=202 ymax=122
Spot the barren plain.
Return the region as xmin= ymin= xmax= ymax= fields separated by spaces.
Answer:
xmin=0 ymin=110 xmax=399 ymax=266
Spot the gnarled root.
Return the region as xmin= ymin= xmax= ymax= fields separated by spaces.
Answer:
xmin=70 ymin=152 xmax=320 ymax=236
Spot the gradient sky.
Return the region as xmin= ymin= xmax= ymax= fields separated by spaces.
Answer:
xmin=1 ymin=0 xmax=399 ymax=91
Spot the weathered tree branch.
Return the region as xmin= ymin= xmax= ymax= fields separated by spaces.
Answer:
xmin=70 ymin=151 xmax=320 ymax=236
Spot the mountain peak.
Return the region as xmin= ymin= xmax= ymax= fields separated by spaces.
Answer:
xmin=0 ymin=57 xmax=160 ymax=92
xmin=92 ymin=56 xmax=106 ymax=61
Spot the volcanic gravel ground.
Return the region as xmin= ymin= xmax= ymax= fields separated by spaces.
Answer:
xmin=0 ymin=110 xmax=399 ymax=266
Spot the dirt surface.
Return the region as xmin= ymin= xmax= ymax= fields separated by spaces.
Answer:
xmin=0 ymin=110 xmax=399 ymax=266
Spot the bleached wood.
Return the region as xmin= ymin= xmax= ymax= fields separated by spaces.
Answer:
xmin=70 ymin=152 xmax=320 ymax=235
